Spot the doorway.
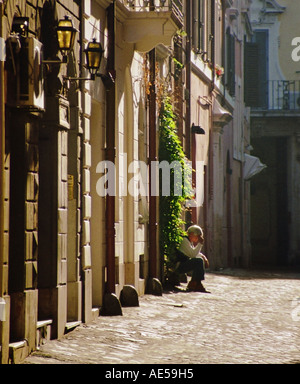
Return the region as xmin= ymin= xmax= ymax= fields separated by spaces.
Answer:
xmin=250 ymin=137 xmax=289 ymax=266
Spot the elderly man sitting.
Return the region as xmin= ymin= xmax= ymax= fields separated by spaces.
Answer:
xmin=176 ymin=225 xmax=210 ymax=293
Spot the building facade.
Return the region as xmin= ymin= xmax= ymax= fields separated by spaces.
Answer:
xmin=1 ymin=0 xmax=88 ymax=363
xmin=0 ymin=0 xmax=256 ymax=364
xmin=0 ymin=0 xmax=184 ymax=364
xmin=247 ymin=0 xmax=300 ymax=267
xmin=187 ymin=0 xmax=253 ymax=269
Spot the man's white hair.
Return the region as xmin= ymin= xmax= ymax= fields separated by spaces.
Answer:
xmin=187 ymin=225 xmax=203 ymax=237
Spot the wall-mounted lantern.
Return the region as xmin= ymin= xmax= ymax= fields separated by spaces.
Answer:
xmin=43 ymin=16 xmax=78 ymax=64
xmin=191 ymin=123 xmax=205 ymax=135
xmin=65 ymin=38 xmax=114 ymax=85
xmin=42 ymin=15 xmax=78 ymax=65
xmin=84 ymin=38 xmax=104 ymax=80
xmin=56 ymin=16 xmax=78 ymax=63
xmin=10 ymin=16 xmax=77 ymax=66
xmin=10 ymin=15 xmax=113 ymax=86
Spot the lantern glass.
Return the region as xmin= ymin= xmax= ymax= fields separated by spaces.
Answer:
xmin=56 ymin=16 xmax=77 ymax=53
xmin=85 ymin=39 xmax=103 ymax=75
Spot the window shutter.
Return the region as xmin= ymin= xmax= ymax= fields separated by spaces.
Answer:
xmin=229 ymin=34 xmax=235 ymax=96
xmin=226 ymin=29 xmax=235 ymax=96
xmin=199 ymin=0 xmax=204 ymax=52
xmin=244 ymin=42 xmax=259 ymax=107
xmin=192 ymin=0 xmax=205 ymax=53
xmin=254 ymin=31 xmax=269 ymax=108
xmin=207 ymin=0 xmax=212 ymax=61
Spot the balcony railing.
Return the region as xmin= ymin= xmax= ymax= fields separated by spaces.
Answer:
xmin=121 ymin=0 xmax=183 ymax=25
xmin=253 ymin=80 xmax=300 ymax=111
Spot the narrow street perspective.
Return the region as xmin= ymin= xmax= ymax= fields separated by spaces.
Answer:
xmin=23 ymin=270 xmax=300 ymax=365
xmin=1 ymin=0 xmax=300 ymax=366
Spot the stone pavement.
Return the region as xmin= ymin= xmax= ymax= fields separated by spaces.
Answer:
xmin=23 ymin=269 xmax=300 ymax=365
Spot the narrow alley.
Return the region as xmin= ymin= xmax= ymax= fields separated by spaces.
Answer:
xmin=23 ymin=270 xmax=300 ymax=365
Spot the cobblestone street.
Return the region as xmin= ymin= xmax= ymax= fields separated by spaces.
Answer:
xmin=23 ymin=270 xmax=300 ymax=365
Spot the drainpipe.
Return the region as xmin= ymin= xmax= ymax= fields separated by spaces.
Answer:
xmin=209 ymin=0 xmax=216 ymax=266
xmin=147 ymin=0 xmax=161 ymax=293
xmin=210 ymin=0 xmax=216 ymax=94
xmin=185 ymin=0 xmax=192 ymax=226
xmin=0 ymin=0 xmax=5 ymax=300
xmin=105 ymin=1 xmax=116 ymax=295
xmin=148 ymin=47 xmax=157 ymax=280
xmin=185 ymin=0 xmax=191 ymax=160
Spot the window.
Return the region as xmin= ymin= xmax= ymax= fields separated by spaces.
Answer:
xmin=244 ymin=30 xmax=269 ymax=108
xmin=192 ymin=0 xmax=213 ymax=63
xmin=225 ymin=27 xmax=235 ymax=96
xmin=192 ymin=0 xmax=205 ymax=54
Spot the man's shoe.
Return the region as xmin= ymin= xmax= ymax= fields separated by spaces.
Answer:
xmin=194 ymin=282 xmax=210 ymax=293
xmin=186 ymin=280 xmax=197 ymax=291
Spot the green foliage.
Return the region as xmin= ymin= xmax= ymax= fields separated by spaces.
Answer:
xmin=159 ymin=97 xmax=192 ymax=272
xmin=172 ymin=58 xmax=184 ymax=81
xmin=176 ymin=29 xmax=187 ymax=38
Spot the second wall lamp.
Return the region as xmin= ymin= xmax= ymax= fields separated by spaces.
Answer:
xmin=84 ymin=38 xmax=104 ymax=80
xmin=66 ymin=38 xmax=115 ymax=84
xmin=43 ymin=16 xmax=114 ymax=84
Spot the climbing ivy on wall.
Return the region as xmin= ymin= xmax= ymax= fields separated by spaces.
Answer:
xmin=159 ymin=97 xmax=193 ymax=274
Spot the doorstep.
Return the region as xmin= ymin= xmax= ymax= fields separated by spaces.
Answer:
xmin=36 ymin=319 xmax=53 ymax=349
xmin=9 ymin=340 xmax=29 ymax=364
xmin=65 ymin=321 xmax=81 ymax=333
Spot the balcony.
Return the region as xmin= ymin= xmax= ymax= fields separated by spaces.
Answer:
xmin=121 ymin=0 xmax=183 ymax=23
xmin=251 ymin=80 xmax=300 ymax=116
xmin=118 ymin=0 xmax=184 ymax=52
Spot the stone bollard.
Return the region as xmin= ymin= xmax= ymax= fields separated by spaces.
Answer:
xmin=120 ymin=285 xmax=139 ymax=307
xmin=100 ymin=293 xmax=123 ymax=316
xmin=146 ymin=277 xmax=163 ymax=296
